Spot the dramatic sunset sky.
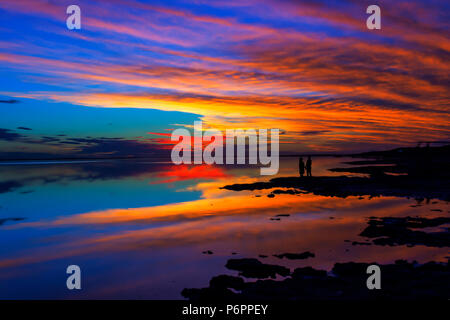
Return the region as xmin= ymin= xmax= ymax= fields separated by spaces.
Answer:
xmin=0 ymin=0 xmax=448 ymax=158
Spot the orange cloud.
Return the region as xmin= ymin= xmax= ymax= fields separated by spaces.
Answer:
xmin=0 ymin=0 xmax=448 ymax=153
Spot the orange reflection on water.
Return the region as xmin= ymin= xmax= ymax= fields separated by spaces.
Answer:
xmin=1 ymin=176 xmax=448 ymax=273
xmin=153 ymin=164 xmax=229 ymax=184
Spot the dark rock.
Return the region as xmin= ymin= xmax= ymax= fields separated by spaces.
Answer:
xmin=209 ymin=275 xmax=245 ymax=290
xmin=273 ymin=251 xmax=315 ymax=260
xmin=351 ymin=241 xmax=372 ymax=246
xmin=359 ymin=216 xmax=450 ymax=247
xmin=181 ymin=287 xmax=237 ymax=301
xmin=292 ymin=267 xmax=327 ymax=278
xmin=225 ymin=258 xmax=290 ymax=279
xmin=183 ymin=259 xmax=450 ymax=300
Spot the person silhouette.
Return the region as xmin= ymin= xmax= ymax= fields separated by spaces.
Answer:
xmin=306 ymin=156 xmax=312 ymax=177
xmin=298 ymin=157 xmax=305 ymax=177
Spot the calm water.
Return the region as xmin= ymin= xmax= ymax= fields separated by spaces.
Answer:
xmin=0 ymin=157 xmax=448 ymax=299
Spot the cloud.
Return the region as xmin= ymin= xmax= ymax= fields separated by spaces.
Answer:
xmin=0 ymin=128 xmax=25 ymax=141
xmin=16 ymin=127 xmax=32 ymax=131
xmin=73 ymin=137 xmax=168 ymax=158
xmin=300 ymin=130 xmax=331 ymax=136
xmin=0 ymin=0 xmax=449 ymax=153
xmin=0 ymin=181 xmax=22 ymax=194
xmin=0 ymin=99 xmax=19 ymax=104
xmin=0 ymin=127 xmax=170 ymax=159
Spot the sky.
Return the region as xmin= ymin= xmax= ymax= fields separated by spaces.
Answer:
xmin=0 ymin=0 xmax=449 ymax=159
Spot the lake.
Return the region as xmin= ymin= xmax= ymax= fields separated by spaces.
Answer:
xmin=0 ymin=157 xmax=448 ymax=299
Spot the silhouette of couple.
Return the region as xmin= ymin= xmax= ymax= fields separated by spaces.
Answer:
xmin=299 ymin=156 xmax=312 ymax=177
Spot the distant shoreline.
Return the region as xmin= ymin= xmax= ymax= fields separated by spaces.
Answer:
xmin=0 ymin=144 xmax=448 ymax=163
